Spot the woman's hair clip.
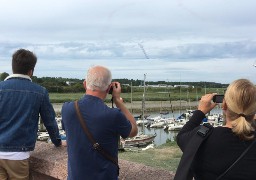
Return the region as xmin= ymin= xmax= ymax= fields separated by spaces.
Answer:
xmin=238 ymin=113 xmax=246 ymax=118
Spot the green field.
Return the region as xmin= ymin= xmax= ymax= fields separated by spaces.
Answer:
xmin=49 ymin=87 xmax=226 ymax=103
xmin=49 ymin=93 xmax=85 ymax=103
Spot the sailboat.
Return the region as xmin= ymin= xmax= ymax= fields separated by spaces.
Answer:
xmin=121 ymin=74 xmax=156 ymax=148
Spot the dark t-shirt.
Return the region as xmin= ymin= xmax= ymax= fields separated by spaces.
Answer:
xmin=62 ymin=95 xmax=132 ymax=180
xmin=177 ymin=110 xmax=256 ymax=180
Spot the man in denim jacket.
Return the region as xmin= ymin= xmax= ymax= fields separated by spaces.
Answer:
xmin=0 ymin=49 xmax=62 ymax=180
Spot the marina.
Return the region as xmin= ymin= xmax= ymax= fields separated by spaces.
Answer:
xmin=38 ymin=108 xmax=223 ymax=147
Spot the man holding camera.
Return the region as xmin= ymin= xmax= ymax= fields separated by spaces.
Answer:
xmin=62 ymin=65 xmax=138 ymax=180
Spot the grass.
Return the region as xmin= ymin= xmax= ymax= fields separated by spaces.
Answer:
xmin=49 ymin=87 xmax=225 ymax=103
xmin=119 ymin=140 xmax=182 ymax=172
xmin=49 ymin=93 xmax=84 ymax=103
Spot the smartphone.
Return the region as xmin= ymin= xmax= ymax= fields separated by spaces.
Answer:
xmin=212 ymin=95 xmax=224 ymax=103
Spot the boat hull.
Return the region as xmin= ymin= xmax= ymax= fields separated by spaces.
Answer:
xmin=122 ymin=134 xmax=156 ymax=147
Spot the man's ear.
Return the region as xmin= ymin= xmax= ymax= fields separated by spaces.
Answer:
xmin=83 ymin=80 xmax=87 ymax=90
xmin=28 ymin=69 xmax=34 ymax=77
xmin=106 ymin=84 xmax=112 ymax=93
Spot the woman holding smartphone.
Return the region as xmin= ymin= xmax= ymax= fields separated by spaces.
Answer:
xmin=175 ymin=79 xmax=256 ymax=180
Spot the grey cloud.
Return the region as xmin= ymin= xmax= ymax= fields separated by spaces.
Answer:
xmin=1 ymin=40 xmax=256 ymax=62
xmin=155 ymin=40 xmax=256 ymax=60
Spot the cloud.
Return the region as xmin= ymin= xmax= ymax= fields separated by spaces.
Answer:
xmin=1 ymin=39 xmax=256 ymax=62
xmin=1 ymin=0 xmax=256 ymax=84
xmin=1 ymin=0 xmax=256 ymax=42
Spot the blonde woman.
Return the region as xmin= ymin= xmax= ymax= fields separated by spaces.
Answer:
xmin=176 ymin=79 xmax=256 ymax=180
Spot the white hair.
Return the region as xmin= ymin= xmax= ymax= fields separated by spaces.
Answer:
xmin=86 ymin=65 xmax=112 ymax=91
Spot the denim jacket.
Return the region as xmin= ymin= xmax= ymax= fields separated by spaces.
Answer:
xmin=0 ymin=74 xmax=61 ymax=152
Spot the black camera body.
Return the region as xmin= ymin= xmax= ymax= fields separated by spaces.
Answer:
xmin=212 ymin=95 xmax=224 ymax=103
xmin=108 ymin=83 xmax=118 ymax=94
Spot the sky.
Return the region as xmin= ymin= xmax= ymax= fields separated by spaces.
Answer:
xmin=0 ymin=0 xmax=256 ymax=84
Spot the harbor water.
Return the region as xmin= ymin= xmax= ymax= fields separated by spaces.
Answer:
xmin=43 ymin=105 xmax=223 ymax=147
xmin=137 ymin=107 xmax=222 ymax=146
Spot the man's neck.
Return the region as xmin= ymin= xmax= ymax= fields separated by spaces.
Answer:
xmin=4 ymin=74 xmax=32 ymax=81
xmin=86 ymin=89 xmax=106 ymax=100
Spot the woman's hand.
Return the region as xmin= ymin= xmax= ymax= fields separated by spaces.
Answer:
xmin=198 ymin=93 xmax=217 ymax=114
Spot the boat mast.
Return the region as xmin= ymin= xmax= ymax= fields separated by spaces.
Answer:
xmin=179 ymin=75 xmax=181 ymax=115
xmin=130 ymin=82 xmax=133 ymax=113
xmin=142 ymin=74 xmax=146 ymax=134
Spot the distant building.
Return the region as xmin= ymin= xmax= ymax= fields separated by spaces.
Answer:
xmin=147 ymin=84 xmax=173 ymax=88
xmin=66 ymin=81 xmax=76 ymax=86
xmin=174 ymin=85 xmax=194 ymax=88
xmin=147 ymin=85 xmax=158 ymax=87
xmin=122 ymin=84 xmax=130 ymax=86
xmin=158 ymin=84 xmax=167 ymax=87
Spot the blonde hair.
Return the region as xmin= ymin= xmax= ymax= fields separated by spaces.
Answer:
xmin=225 ymin=79 xmax=256 ymax=140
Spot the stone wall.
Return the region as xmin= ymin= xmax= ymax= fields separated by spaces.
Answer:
xmin=29 ymin=141 xmax=175 ymax=180
xmin=29 ymin=142 xmax=67 ymax=179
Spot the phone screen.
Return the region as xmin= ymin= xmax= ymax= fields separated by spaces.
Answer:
xmin=213 ymin=95 xmax=224 ymax=103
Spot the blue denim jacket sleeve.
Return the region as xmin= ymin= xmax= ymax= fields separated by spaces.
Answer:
xmin=40 ymin=89 xmax=61 ymax=147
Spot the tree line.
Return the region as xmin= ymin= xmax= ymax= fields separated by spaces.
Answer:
xmin=0 ymin=72 xmax=228 ymax=93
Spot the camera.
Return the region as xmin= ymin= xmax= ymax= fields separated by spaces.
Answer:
xmin=108 ymin=83 xmax=117 ymax=94
xmin=212 ymin=95 xmax=224 ymax=103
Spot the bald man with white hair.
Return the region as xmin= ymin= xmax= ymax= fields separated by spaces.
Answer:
xmin=62 ymin=65 xmax=137 ymax=180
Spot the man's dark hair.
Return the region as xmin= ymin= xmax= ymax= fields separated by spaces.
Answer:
xmin=12 ymin=49 xmax=37 ymax=74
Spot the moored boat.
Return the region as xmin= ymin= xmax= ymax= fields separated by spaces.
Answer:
xmin=136 ymin=119 xmax=151 ymax=126
xmin=121 ymin=133 xmax=157 ymax=148
xmin=126 ymin=74 xmax=157 ymax=148
xmin=168 ymin=123 xmax=184 ymax=131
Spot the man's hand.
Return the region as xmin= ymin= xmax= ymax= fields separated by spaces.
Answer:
xmin=110 ymin=81 xmax=138 ymax=137
xmin=111 ymin=82 xmax=121 ymax=100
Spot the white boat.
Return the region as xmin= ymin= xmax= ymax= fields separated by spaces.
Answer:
xmin=168 ymin=123 xmax=184 ymax=131
xmin=122 ymin=133 xmax=157 ymax=147
xmin=56 ymin=117 xmax=63 ymax=129
xmin=136 ymin=119 xmax=150 ymax=126
xmin=146 ymin=113 xmax=175 ymax=128
xmin=206 ymin=113 xmax=223 ymax=127
xmin=176 ymin=109 xmax=194 ymax=121
xmin=37 ymin=131 xmax=49 ymax=141
xmin=141 ymin=143 xmax=155 ymax=151
xmin=150 ymin=121 xmax=166 ymax=128
xmin=146 ymin=115 xmax=162 ymax=122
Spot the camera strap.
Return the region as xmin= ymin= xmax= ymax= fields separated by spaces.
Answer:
xmin=111 ymin=97 xmax=114 ymax=108
xmin=174 ymin=123 xmax=213 ymax=180
xmin=74 ymin=100 xmax=120 ymax=175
